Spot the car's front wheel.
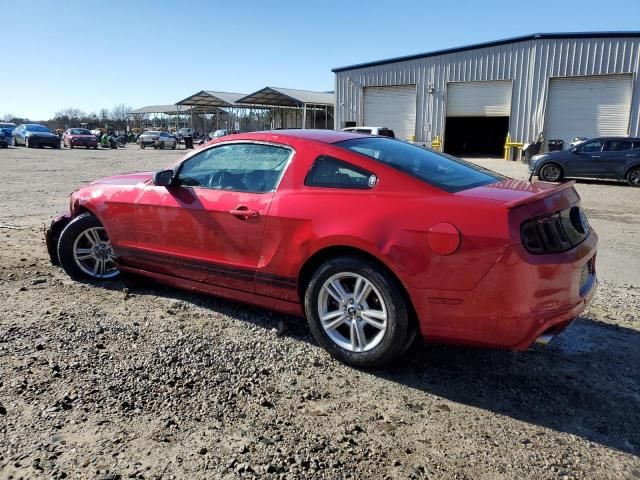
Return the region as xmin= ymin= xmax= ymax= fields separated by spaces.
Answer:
xmin=539 ymin=162 xmax=563 ymax=182
xmin=57 ymin=213 xmax=120 ymax=281
xmin=627 ymin=167 xmax=640 ymax=187
xmin=304 ymin=256 xmax=412 ymax=368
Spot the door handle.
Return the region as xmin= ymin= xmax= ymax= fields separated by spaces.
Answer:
xmin=591 ymin=155 xmax=601 ymax=158
xmin=626 ymin=154 xmax=637 ymax=157
xmin=229 ymin=207 xmax=259 ymax=219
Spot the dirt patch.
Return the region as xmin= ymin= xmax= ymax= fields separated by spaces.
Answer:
xmin=0 ymin=148 xmax=639 ymax=479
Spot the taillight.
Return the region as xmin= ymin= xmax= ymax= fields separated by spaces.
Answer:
xmin=521 ymin=206 xmax=589 ymax=254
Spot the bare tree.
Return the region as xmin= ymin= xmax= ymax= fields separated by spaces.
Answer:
xmin=2 ymin=113 xmax=15 ymax=122
xmin=110 ymin=104 xmax=131 ymax=122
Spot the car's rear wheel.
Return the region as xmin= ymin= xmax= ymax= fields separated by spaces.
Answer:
xmin=539 ymin=162 xmax=563 ymax=182
xmin=627 ymin=167 xmax=640 ymax=187
xmin=57 ymin=213 xmax=119 ymax=281
xmin=304 ymin=256 xmax=412 ymax=368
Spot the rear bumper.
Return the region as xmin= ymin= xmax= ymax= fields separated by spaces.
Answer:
xmin=412 ymin=231 xmax=598 ymax=350
xmin=45 ymin=214 xmax=71 ymax=265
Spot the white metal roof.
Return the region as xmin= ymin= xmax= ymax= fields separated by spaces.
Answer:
xmin=128 ymin=105 xmax=193 ymax=115
xmin=237 ymin=87 xmax=335 ymax=107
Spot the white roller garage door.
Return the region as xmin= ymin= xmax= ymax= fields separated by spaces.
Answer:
xmin=446 ymin=80 xmax=512 ymax=117
xmin=363 ymin=86 xmax=416 ymax=140
xmin=545 ymin=74 xmax=632 ymax=146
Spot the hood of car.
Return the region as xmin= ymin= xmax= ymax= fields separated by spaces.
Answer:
xmin=90 ymin=172 xmax=154 ymax=186
xmin=27 ymin=131 xmax=56 ymax=137
xmin=454 ymin=178 xmax=564 ymax=205
xmin=69 ymin=134 xmax=96 ymax=138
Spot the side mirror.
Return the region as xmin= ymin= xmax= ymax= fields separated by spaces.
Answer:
xmin=153 ymin=169 xmax=175 ymax=187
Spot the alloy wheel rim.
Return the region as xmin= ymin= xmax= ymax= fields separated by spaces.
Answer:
xmin=72 ymin=227 xmax=119 ymax=279
xmin=630 ymin=169 xmax=640 ymax=185
xmin=542 ymin=165 xmax=560 ymax=181
xmin=317 ymin=272 xmax=387 ymax=353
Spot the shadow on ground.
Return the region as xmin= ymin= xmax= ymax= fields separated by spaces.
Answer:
xmin=100 ymin=278 xmax=640 ymax=456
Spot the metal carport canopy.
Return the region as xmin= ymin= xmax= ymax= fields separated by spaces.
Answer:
xmin=128 ymin=105 xmax=193 ymax=115
xmin=176 ymin=90 xmax=249 ymax=113
xmin=236 ymin=87 xmax=335 ymax=107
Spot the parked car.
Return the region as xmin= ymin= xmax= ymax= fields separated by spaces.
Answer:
xmin=13 ymin=124 xmax=60 ymax=148
xmin=0 ymin=130 xmax=9 ymax=148
xmin=63 ymin=128 xmax=98 ymax=149
xmin=177 ymin=127 xmax=195 ymax=138
xmin=530 ymin=137 xmax=640 ymax=186
xmin=341 ymin=126 xmax=395 ymax=138
xmin=0 ymin=122 xmax=16 ymax=146
xmin=138 ymin=130 xmax=177 ymax=149
xmin=45 ymin=130 xmax=597 ymax=368
xmin=211 ymin=129 xmax=229 ymax=139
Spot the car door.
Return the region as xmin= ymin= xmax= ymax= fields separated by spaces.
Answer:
xmin=14 ymin=125 xmax=25 ymax=145
xmin=601 ymin=139 xmax=635 ymax=178
xmin=129 ymin=142 xmax=293 ymax=292
xmin=564 ymin=139 xmax=604 ymax=177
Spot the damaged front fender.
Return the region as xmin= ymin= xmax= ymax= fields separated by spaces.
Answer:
xmin=44 ymin=214 xmax=71 ymax=265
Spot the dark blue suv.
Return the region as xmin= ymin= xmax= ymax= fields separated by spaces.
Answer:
xmin=0 ymin=122 xmax=16 ymax=147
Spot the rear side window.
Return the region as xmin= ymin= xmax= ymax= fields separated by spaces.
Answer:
xmin=378 ymin=129 xmax=395 ymax=138
xmin=355 ymin=129 xmax=372 ymax=134
xmin=336 ymin=137 xmax=502 ymax=193
xmin=305 ymin=156 xmax=376 ymax=189
xmin=604 ymin=140 xmax=633 ymax=151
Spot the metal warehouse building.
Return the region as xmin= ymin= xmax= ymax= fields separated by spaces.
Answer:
xmin=333 ymin=32 xmax=640 ymax=157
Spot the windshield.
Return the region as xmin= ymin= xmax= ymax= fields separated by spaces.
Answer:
xmin=145 ymin=131 xmax=161 ymax=136
xmin=336 ymin=137 xmax=503 ymax=193
xmin=26 ymin=124 xmax=50 ymax=132
xmin=70 ymin=128 xmax=91 ymax=135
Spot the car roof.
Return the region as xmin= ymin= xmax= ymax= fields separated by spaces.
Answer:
xmin=225 ymin=129 xmax=363 ymax=144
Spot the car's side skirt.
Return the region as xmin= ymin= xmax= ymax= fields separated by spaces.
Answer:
xmin=118 ymin=265 xmax=304 ymax=318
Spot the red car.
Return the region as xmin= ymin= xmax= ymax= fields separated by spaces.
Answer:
xmin=63 ymin=128 xmax=98 ymax=149
xmin=45 ymin=130 xmax=597 ymax=367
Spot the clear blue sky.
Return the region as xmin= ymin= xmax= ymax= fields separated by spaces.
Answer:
xmin=4 ymin=0 xmax=640 ymax=120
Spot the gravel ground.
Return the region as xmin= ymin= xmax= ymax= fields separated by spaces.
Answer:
xmin=0 ymin=146 xmax=639 ymax=480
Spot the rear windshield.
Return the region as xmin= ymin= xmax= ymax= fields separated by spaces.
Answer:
xmin=336 ymin=137 xmax=503 ymax=193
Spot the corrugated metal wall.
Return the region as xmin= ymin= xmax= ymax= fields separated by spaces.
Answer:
xmin=334 ymin=37 xmax=640 ymax=144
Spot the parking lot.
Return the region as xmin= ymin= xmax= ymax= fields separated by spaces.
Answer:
xmin=1 ymin=146 xmax=639 ymax=479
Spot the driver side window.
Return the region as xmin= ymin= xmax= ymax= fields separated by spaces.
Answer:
xmin=177 ymin=143 xmax=292 ymax=193
xmin=579 ymin=140 xmax=603 ymax=153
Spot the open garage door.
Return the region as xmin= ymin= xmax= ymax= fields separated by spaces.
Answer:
xmin=444 ymin=80 xmax=512 ymax=157
xmin=545 ymin=74 xmax=633 ymax=148
xmin=363 ymin=86 xmax=416 ymax=141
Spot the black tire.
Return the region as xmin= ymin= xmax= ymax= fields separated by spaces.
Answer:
xmin=53 ymin=142 xmax=60 ymax=149
xmin=57 ymin=213 xmax=120 ymax=281
xmin=140 ymin=143 xmax=145 ymax=149
xmin=171 ymin=142 xmax=176 ymax=150
xmin=304 ymin=256 xmax=412 ymax=368
xmin=26 ymin=137 xmax=32 ymax=148
xmin=69 ymin=143 xmax=74 ymax=149
xmin=160 ymin=142 xmax=165 ymax=150
xmin=538 ymin=162 xmax=563 ymax=182
xmin=627 ymin=166 xmax=640 ymax=187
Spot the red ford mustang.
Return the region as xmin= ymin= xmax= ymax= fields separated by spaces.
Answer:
xmin=45 ymin=130 xmax=597 ymax=367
